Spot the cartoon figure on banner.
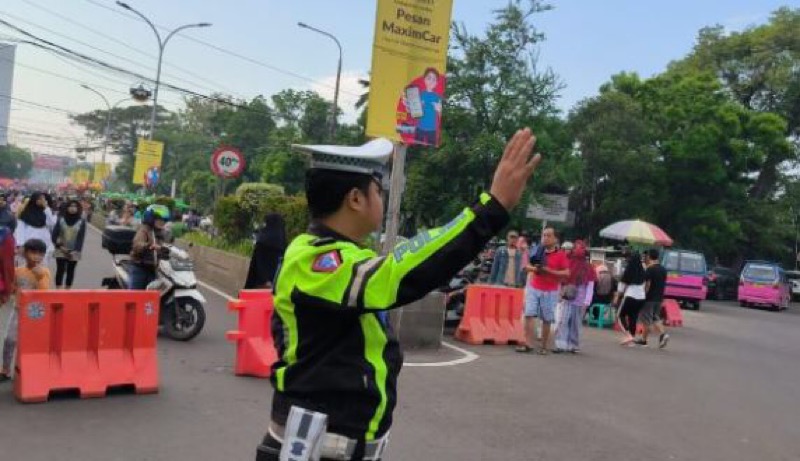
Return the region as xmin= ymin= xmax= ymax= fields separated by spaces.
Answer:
xmin=396 ymin=67 xmax=445 ymax=147
xmin=144 ymin=166 xmax=160 ymax=189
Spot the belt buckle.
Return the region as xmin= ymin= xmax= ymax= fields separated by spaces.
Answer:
xmin=320 ymin=433 xmax=353 ymax=460
xmin=363 ymin=432 xmax=390 ymax=461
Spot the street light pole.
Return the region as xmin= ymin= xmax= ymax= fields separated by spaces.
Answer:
xmin=116 ymin=1 xmax=210 ymax=140
xmin=298 ymin=22 xmax=342 ymax=141
xmin=80 ymin=84 xmax=112 ymax=166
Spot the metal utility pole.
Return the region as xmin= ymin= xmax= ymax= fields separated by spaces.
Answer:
xmin=298 ymin=22 xmax=342 ymax=141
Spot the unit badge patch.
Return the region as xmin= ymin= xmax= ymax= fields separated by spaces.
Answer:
xmin=312 ymin=251 xmax=342 ymax=273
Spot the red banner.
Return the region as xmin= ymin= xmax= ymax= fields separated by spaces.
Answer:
xmin=33 ymin=154 xmax=68 ymax=171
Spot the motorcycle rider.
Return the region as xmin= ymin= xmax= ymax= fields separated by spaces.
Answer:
xmin=129 ymin=204 xmax=170 ymax=290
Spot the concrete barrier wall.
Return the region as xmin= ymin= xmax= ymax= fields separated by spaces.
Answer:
xmin=395 ymin=292 xmax=445 ymax=350
xmin=175 ymin=240 xmax=251 ymax=297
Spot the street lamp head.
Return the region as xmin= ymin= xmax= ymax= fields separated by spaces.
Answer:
xmin=116 ymin=1 xmax=132 ymax=10
xmin=298 ymin=22 xmax=309 ymax=29
xmin=130 ymin=84 xmax=152 ymax=102
xmin=197 ymin=22 xmax=212 ymax=28
xmin=80 ymin=84 xmax=90 ymax=90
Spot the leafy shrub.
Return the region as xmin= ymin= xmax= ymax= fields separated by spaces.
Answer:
xmin=170 ymin=222 xmax=188 ymax=239
xmin=182 ymin=231 xmax=254 ymax=258
xmin=213 ymin=196 xmax=251 ymax=242
xmin=236 ymin=183 xmax=285 ymax=214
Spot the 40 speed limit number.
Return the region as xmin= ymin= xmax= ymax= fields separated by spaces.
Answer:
xmin=210 ymin=147 xmax=245 ymax=179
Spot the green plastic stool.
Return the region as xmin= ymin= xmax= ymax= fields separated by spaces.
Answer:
xmin=586 ymin=303 xmax=615 ymax=329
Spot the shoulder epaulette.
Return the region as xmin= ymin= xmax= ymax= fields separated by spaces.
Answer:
xmin=310 ymin=237 xmax=336 ymax=247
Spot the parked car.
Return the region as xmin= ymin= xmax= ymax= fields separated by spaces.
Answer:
xmin=784 ymin=270 xmax=800 ymax=302
xmin=706 ymin=266 xmax=738 ymax=301
xmin=662 ymin=249 xmax=708 ymax=310
xmin=738 ymin=261 xmax=790 ymax=311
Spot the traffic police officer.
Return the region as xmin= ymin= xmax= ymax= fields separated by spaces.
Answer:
xmin=256 ymin=129 xmax=540 ymax=461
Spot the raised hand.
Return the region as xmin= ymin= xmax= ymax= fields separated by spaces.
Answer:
xmin=490 ymin=128 xmax=541 ymax=211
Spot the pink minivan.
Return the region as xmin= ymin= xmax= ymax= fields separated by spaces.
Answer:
xmin=738 ymin=262 xmax=790 ymax=311
xmin=662 ymin=249 xmax=708 ymax=310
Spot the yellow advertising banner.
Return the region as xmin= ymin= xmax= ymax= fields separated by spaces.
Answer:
xmin=93 ymin=162 xmax=111 ymax=181
xmin=366 ymin=0 xmax=454 ymax=147
xmin=132 ymin=138 xmax=164 ymax=185
xmin=70 ymin=169 xmax=90 ymax=184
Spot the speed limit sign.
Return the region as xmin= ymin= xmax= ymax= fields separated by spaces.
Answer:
xmin=211 ymin=146 xmax=245 ymax=179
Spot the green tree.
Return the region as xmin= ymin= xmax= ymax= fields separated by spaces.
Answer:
xmin=672 ymin=7 xmax=800 ymax=200
xmin=404 ymin=0 xmax=570 ymax=231
xmin=180 ymin=171 xmax=217 ymax=213
xmin=571 ymin=67 xmax=794 ymax=265
xmin=71 ymin=104 xmax=160 ymax=190
xmin=568 ymin=79 xmax=663 ymax=236
xmin=0 ymin=145 xmax=33 ymax=178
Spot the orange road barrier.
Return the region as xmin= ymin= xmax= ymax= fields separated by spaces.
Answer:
xmin=455 ymin=285 xmax=526 ymax=345
xmin=226 ymin=290 xmax=277 ymax=378
xmin=15 ymin=290 xmax=160 ymax=403
xmin=661 ymin=299 xmax=684 ymax=327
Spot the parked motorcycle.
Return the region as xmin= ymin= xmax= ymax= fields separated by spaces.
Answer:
xmin=101 ymin=225 xmax=206 ymax=341
xmin=440 ymin=259 xmax=482 ymax=324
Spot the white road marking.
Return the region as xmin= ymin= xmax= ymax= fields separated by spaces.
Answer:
xmin=91 ymin=223 xmax=478 ymax=366
xmin=197 ymin=280 xmax=235 ymax=302
xmin=404 ymin=341 xmax=480 ymax=367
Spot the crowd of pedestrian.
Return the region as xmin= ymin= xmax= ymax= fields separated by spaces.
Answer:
xmin=0 ymin=189 xmax=90 ymax=382
xmin=486 ymin=226 xmax=672 ymax=355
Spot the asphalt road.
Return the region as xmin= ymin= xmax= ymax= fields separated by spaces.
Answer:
xmin=1 ymin=227 xmax=799 ymax=460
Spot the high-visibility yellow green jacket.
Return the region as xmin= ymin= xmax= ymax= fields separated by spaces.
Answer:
xmin=270 ymin=193 xmax=509 ymax=442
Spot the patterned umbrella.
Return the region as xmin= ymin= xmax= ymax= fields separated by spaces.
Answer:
xmin=599 ymin=219 xmax=673 ymax=246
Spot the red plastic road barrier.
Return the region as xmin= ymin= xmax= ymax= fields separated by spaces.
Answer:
xmin=226 ymin=290 xmax=278 ymax=378
xmin=15 ymin=290 xmax=160 ymax=403
xmin=455 ymin=285 xmax=526 ymax=345
xmin=661 ymin=299 xmax=684 ymax=327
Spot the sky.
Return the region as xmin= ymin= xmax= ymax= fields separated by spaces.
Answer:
xmin=0 ymin=0 xmax=797 ymax=160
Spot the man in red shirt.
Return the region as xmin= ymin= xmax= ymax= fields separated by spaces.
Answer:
xmin=519 ymin=227 xmax=569 ymax=354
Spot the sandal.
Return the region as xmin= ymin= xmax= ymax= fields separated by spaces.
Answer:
xmin=0 ymin=374 xmax=10 ymax=383
xmin=515 ymin=345 xmax=534 ymax=353
xmin=536 ymin=348 xmax=550 ymax=356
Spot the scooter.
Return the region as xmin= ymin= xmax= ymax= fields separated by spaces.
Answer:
xmin=440 ymin=259 xmax=481 ymax=324
xmin=101 ymin=226 xmax=206 ymax=341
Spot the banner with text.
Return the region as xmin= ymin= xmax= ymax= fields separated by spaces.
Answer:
xmin=366 ymin=0 xmax=454 ymax=147
xmin=132 ymin=138 xmax=164 ymax=186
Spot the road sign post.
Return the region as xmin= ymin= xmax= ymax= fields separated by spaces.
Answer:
xmin=210 ymin=146 xmax=245 ymax=180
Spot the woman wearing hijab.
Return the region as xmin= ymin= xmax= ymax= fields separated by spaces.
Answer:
xmin=554 ymin=240 xmax=596 ymax=353
xmin=244 ymin=213 xmax=287 ymax=290
xmin=43 ymin=193 xmax=58 ymax=232
xmin=614 ymin=249 xmax=647 ymax=345
xmin=51 ymin=200 xmax=87 ymax=289
xmin=0 ymin=193 xmax=16 ymax=233
xmin=14 ymin=192 xmax=54 ymax=264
